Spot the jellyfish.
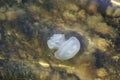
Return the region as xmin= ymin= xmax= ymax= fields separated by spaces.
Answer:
xmin=47 ymin=34 xmax=81 ymax=60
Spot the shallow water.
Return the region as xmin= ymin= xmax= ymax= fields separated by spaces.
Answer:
xmin=0 ymin=0 xmax=120 ymax=80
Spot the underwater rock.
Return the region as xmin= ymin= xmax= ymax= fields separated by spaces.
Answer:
xmin=47 ymin=34 xmax=80 ymax=60
xmin=106 ymin=6 xmax=120 ymax=17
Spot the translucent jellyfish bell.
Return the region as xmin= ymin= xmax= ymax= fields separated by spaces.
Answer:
xmin=47 ymin=34 xmax=65 ymax=49
xmin=55 ymin=37 xmax=80 ymax=60
xmin=47 ymin=34 xmax=81 ymax=60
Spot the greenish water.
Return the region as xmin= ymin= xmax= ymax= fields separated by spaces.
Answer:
xmin=0 ymin=0 xmax=120 ymax=80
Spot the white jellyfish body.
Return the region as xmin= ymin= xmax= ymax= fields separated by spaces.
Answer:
xmin=47 ymin=34 xmax=65 ymax=49
xmin=47 ymin=34 xmax=80 ymax=60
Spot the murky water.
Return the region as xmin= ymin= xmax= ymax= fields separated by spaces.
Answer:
xmin=0 ymin=0 xmax=120 ymax=80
